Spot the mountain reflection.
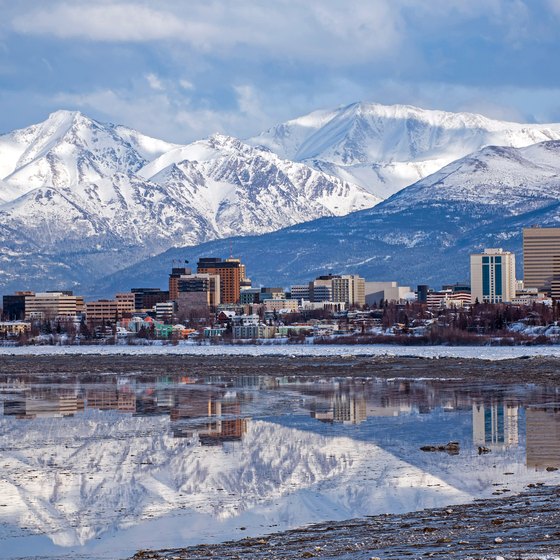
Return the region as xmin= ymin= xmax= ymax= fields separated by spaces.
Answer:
xmin=0 ymin=374 xmax=559 ymax=557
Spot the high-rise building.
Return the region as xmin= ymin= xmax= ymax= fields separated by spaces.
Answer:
xmin=169 ymin=266 xmax=192 ymax=301
xmin=523 ymin=227 xmax=560 ymax=298
xmin=470 ymin=248 xmax=516 ymax=304
xmin=197 ymin=258 xmax=247 ymax=304
xmin=177 ymin=273 xmax=220 ymax=312
xmin=332 ymin=275 xmax=365 ymax=306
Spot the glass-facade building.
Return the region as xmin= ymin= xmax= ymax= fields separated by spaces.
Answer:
xmin=470 ymin=248 xmax=516 ymax=304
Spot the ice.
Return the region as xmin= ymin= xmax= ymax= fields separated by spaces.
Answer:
xmin=0 ymin=343 xmax=558 ymax=359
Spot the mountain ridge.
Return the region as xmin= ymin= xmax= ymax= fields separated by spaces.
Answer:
xmin=0 ymin=110 xmax=377 ymax=295
xmin=247 ymin=101 xmax=560 ymax=199
xmin=96 ymin=138 xmax=560 ymax=296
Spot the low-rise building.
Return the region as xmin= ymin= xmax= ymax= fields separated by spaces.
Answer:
xmin=85 ymin=300 xmax=119 ymax=321
xmin=154 ymin=301 xmax=175 ymax=321
xmin=25 ymin=292 xmax=84 ymax=320
xmin=364 ymin=281 xmax=412 ymax=306
xmin=231 ymin=315 xmax=276 ymax=339
xmin=0 ymin=321 xmax=31 ymax=336
xmin=263 ymin=299 xmax=299 ymax=313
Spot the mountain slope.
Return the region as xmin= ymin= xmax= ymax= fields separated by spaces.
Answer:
xmin=248 ymin=102 xmax=560 ymax=199
xmin=97 ymin=140 xmax=560 ymax=294
xmin=0 ymin=112 xmax=377 ymax=295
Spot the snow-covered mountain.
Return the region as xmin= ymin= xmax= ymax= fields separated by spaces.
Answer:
xmin=4 ymin=104 xmax=560 ymax=296
xmin=0 ymin=111 xmax=377 ymax=294
xmin=100 ymin=139 xmax=560 ymax=292
xmin=248 ymin=102 xmax=560 ymax=199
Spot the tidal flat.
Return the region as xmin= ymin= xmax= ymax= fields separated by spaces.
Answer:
xmin=0 ymin=354 xmax=559 ymax=559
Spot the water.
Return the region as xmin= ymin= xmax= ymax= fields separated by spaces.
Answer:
xmin=1 ymin=371 xmax=559 ymax=559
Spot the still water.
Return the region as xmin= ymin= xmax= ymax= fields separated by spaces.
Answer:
xmin=1 ymin=371 xmax=559 ymax=559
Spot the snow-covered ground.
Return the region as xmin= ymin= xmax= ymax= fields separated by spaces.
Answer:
xmin=0 ymin=343 xmax=559 ymax=359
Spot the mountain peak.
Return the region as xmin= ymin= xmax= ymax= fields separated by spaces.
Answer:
xmin=247 ymin=101 xmax=560 ymax=199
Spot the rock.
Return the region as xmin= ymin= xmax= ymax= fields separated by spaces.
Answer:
xmin=546 ymin=466 xmax=558 ymax=471
xmin=491 ymin=519 xmax=504 ymax=525
xmin=420 ymin=442 xmax=460 ymax=454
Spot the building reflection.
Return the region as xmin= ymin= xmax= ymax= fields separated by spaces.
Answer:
xmin=87 ymin=388 xmax=136 ymax=413
xmin=311 ymin=392 xmax=367 ymax=424
xmin=0 ymin=378 xmax=250 ymax=447
xmin=3 ymin=390 xmax=84 ymax=419
xmin=472 ymin=401 xmax=519 ymax=449
xmin=526 ymin=404 xmax=560 ymax=470
xmin=3 ymin=374 xmax=560 ymax=457
xmin=171 ymin=394 xmax=248 ymax=445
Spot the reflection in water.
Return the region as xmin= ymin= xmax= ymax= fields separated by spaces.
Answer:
xmin=526 ymin=404 xmax=560 ymax=470
xmin=472 ymin=401 xmax=519 ymax=449
xmin=0 ymin=374 xmax=560 ymax=559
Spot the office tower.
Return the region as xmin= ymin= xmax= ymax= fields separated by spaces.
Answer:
xmin=523 ymin=227 xmax=560 ymax=298
xmin=197 ymin=258 xmax=246 ymax=304
xmin=470 ymin=248 xmax=516 ymax=304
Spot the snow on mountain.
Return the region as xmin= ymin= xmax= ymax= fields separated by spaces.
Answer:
xmin=384 ymin=140 xmax=560 ymax=213
xmin=140 ymin=133 xmax=378 ymax=235
xmin=248 ymin=102 xmax=560 ymax=199
xmin=101 ymin=139 xmax=560 ymax=293
xmin=0 ymin=112 xmax=377 ymax=294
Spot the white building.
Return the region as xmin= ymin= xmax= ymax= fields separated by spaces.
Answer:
xmin=470 ymin=248 xmax=516 ymax=304
xmin=364 ymin=281 xmax=413 ymax=306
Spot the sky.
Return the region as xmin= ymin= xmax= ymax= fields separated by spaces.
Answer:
xmin=1 ymin=0 xmax=560 ymax=143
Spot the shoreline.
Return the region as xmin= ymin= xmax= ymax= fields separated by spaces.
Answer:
xmin=2 ymin=343 xmax=560 ymax=362
xmin=131 ymin=485 xmax=560 ymax=559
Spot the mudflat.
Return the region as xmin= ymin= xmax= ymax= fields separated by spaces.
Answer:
xmin=131 ymin=485 xmax=560 ymax=559
xmin=0 ymin=354 xmax=558 ymax=384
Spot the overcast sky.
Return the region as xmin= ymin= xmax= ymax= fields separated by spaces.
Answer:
xmin=1 ymin=0 xmax=560 ymax=142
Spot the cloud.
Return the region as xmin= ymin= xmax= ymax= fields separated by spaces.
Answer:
xmin=145 ymin=73 xmax=164 ymax=91
xmin=4 ymin=0 xmax=560 ymax=142
xmin=179 ymin=79 xmax=194 ymax=91
xmin=51 ymin=82 xmax=278 ymax=143
xmin=12 ymin=3 xmax=186 ymax=42
xmin=11 ymin=0 xmax=403 ymax=64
